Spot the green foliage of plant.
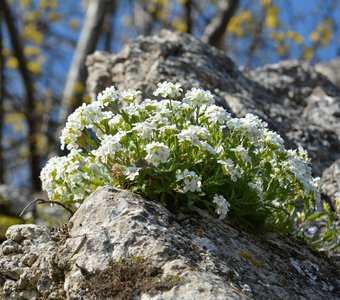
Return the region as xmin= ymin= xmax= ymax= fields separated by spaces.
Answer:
xmin=40 ymin=82 xmax=337 ymax=249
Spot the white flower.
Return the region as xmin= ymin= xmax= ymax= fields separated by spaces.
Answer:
xmin=92 ymin=134 xmax=123 ymax=164
xmin=108 ymin=114 xmax=124 ymax=128
xmin=60 ymin=104 xmax=86 ymax=150
xmin=60 ymin=102 xmax=113 ymax=150
xmin=124 ymin=166 xmax=142 ymax=181
xmin=133 ymin=122 xmax=157 ymax=139
xmin=203 ymin=105 xmax=231 ymax=126
xmin=153 ymin=81 xmax=182 ymax=98
xmin=218 ymin=159 xmax=241 ymax=181
xmin=40 ymin=156 xmax=66 ymax=199
xmin=40 ymin=152 xmax=92 ymax=202
xmin=231 ymin=145 xmax=251 ymax=163
xmin=213 ymin=194 xmax=230 ymax=220
xmin=177 ymin=125 xmax=210 ymax=146
xmin=97 ymin=86 xmax=120 ymax=107
xmin=176 ymin=169 xmax=202 ymax=193
xmin=264 ymin=130 xmax=284 ymax=150
xmin=159 ymin=124 xmax=179 ymax=134
xmin=145 ymin=142 xmax=171 ymax=166
xmin=183 ymin=87 xmax=215 ymax=107
xmin=121 ymin=88 xmax=142 ymax=103
xmin=148 ymin=113 xmax=169 ymax=127
xmin=177 ymin=129 xmax=200 ymax=146
xmin=231 ymin=114 xmax=267 ymax=144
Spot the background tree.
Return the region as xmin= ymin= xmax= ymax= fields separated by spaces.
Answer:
xmin=0 ymin=0 xmax=339 ymax=191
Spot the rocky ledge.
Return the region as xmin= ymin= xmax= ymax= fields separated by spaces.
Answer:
xmin=1 ymin=31 xmax=339 ymax=299
xmin=0 ymin=187 xmax=339 ymax=299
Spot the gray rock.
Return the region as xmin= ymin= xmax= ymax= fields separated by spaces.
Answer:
xmin=322 ymin=159 xmax=340 ymax=204
xmin=316 ymin=57 xmax=340 ymax=87
xmin=0 ymin=224 xmax=65 ymax=299
xmin=1 ymin=186 xmax=339 ymax=299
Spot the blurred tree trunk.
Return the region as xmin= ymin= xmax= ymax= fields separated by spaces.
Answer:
xmin=57 ymin=0 xmax=116 ymax=149
xmin=1 ymin=0 xmax=40 ymax=191
xmin=184 ymin=0 xmax=193 ymax=33
xmin=202 ymin=0 xmax=239 ymax=48
xmin=0 ymin=13 xmax=5 ymax=184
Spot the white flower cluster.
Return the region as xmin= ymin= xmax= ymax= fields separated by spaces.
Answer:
xmin=145 ymin=142 xmax=170 ymax=167
xmin=40 ymin=150 xmax=105 ymax=203
xmin=121 ymin=88 xmax=142 ymax=103
xmin=42 ymin=81 xmax=322 ymax=238
xmin=97 ymin=86 xmax=120 ymax=107
xmin=154 ymin=81 xmax=182 ymax=98
xmin=213 ymin=194 xmax=230 ymax=219
xmin=183 ymin=87 xmax=215 ymax=107
xmin=176 ymin=169 xmax=202 ymax=193
xmin=92 ymin=134 xmax=123 ymax=164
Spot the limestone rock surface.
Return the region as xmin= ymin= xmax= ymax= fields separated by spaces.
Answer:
xmin=0 ymin=187 xmax=339 ymax=299
xmin=316 ymin=57 xmax=340 ymax=87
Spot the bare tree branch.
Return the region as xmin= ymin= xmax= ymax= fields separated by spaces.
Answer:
xmin=0 ymin=12 xmax=5 ymax=183
xmin=184 ymin=0 xmax=193 ymax=34
xmin=245 ymin=9 xmax=265 ymax=68
xmin=202 ymin=0 xmax=239 ymax=48
xmin=1 ymin=0 xmax=40 ymax=191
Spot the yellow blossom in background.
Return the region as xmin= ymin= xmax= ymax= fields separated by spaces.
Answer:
xmin=21 ymin=0 xmax=32 ymax=9
xmin=68 ymin=19 xmax=79 ymax=31
xmin=152 ymin=0 xmax=168 ymax=5
xmin=304 ymin=47 xmax=314 ymax=60
xmin=5 ymin=112 xmax=25 ymax=133
xmin=23 ymin=23 xmax=43 ymax=44
xmin=265 ymin=6 xmax=280 ymax=28
xmin=39 ymin=0 xmax=58 ymax=9
xmin=35 ymin=133 xmax=48 ymax=155
xmin=309 ymin=31 xmax=319 ymax=42
xmin=227 ymin=11 xmax=253 ymax=37
xmin=48 ymin=12 xmax=60 ymax=22
xmin=27 ymin=61 xmax=41 ymax=75
xmin=172 ymin=18 xmax=188 ymax=32
xmin=270 ymin=31 xmax=285 ymax=41
xmin=276 ymin=45 xmax=288 ymax=56
xmin=287 ymin=31 xmax=304 ymax=44
xmin=74 ymin=82 xmax=84 ymax=94
xmin=261 ymin=0 xmax=272 ymax=7
xmin=6 ymin=57 xmax=18 ymax=69
xmin=26 ymin=11 xmax=41 ymax=22
xmin=316 ymin=19 xmax=333 ymax=47
xmin=24 ymin=46 xmax=40 ymax=57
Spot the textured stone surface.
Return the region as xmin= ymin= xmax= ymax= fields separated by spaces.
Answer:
xmin=1 ymin=187 xmax=339 ymax=299
xmin=0 ymin=225 xmax=65 ymax=299
xmin=316 ymin=57 xmax=340 ymax=87
xmin=322 ymin=159 xmax=340 ymax=205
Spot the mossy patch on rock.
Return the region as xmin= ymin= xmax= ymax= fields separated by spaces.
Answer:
xmin=72 ymin=257 xmax=180 ymax=300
